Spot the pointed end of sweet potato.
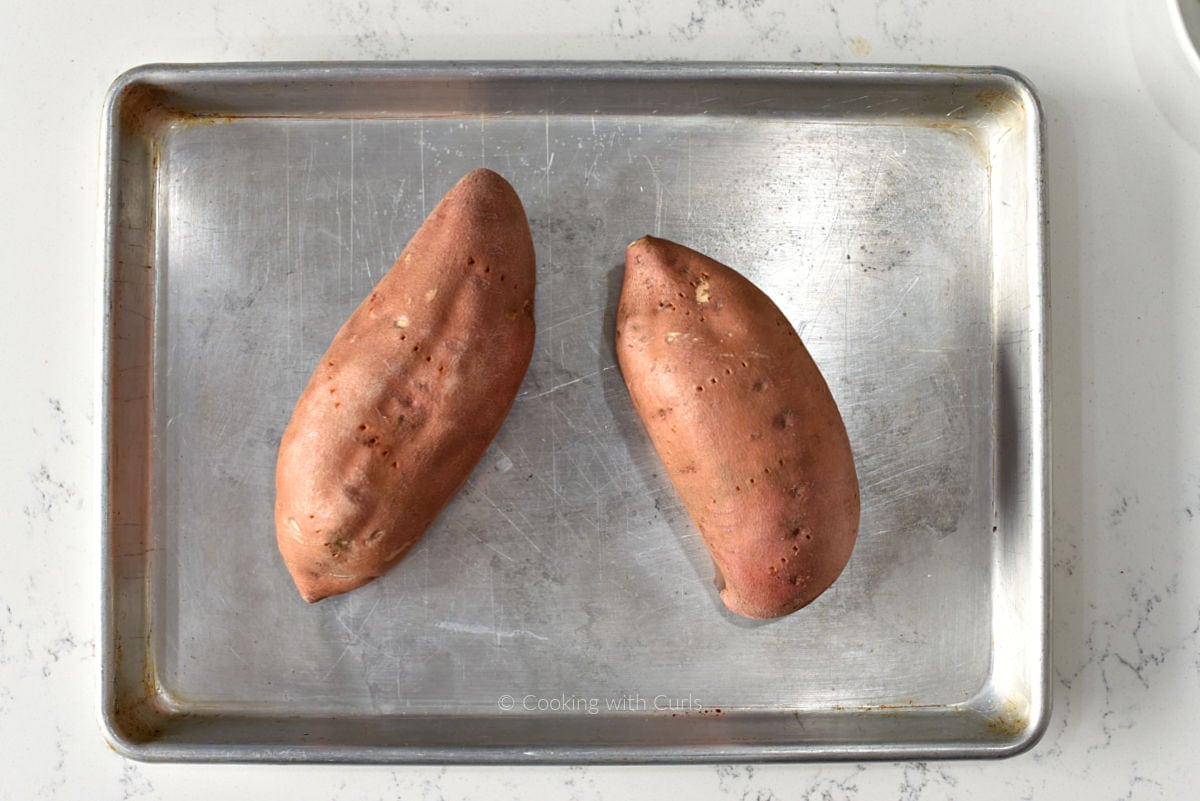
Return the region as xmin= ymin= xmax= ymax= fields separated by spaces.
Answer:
xmin=287 ymin=568 xmax=363 ymax=604
xmin=719 ymin=586 xmax=811 ymax=620
xmin=625 ymin=234 xmax=673 ymax=266
xmin=280 ymin=555 xmax=342 ymax=604
xmin=451 ymin=168 xmax=522 ymax=211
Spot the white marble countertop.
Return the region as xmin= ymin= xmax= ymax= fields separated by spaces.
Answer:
xmin=4 ymin=0 xmax=1200 ymax=797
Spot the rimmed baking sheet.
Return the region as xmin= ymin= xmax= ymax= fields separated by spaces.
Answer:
xmin=99 ymin=62 xmax=1048 ymax=762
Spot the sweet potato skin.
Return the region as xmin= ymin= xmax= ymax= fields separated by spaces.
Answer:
xmin=616 ymin=236 xmax=859 ymax=619
xmin=275 ymin=169 xmax=535 ymax=602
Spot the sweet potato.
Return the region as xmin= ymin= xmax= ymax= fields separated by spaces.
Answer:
xmin=275 ymin=169 xmax=536 ymax=602
xmin=615 ymin=236 xmax=859 ymax=619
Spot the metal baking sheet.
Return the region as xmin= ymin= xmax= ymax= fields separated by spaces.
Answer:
xmin=99 ymin=62 xmax=1048 ymax=762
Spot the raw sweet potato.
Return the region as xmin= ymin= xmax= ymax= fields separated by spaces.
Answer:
xmin=615 ymin=236 xmax=859 ymax=619
xmin=275 ymin=169 xmax=536 ymax=602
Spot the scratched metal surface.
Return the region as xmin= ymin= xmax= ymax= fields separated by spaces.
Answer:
xmin=100 ymin=63 xmax=1048 ymax=761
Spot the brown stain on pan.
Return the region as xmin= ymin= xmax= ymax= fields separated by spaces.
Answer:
xmin=974 ymin=88 xmax=1022 ymax=115
xmin=984 ymin=698 xmax=1030 ymax=739
xmin=108 ymin=627 xmax=167 ymax=745
xmin=119 ymin=82 xmax=236 ymax=136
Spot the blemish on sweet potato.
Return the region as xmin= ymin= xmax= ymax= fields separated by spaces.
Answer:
xmin=787 ymin=483 xmax=812 ymax=501
xmin=325 ymin=535 xmax=352 ymax=558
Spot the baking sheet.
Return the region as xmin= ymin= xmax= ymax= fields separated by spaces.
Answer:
xmin=99 ymin=62 xmax=1048 ymax=762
